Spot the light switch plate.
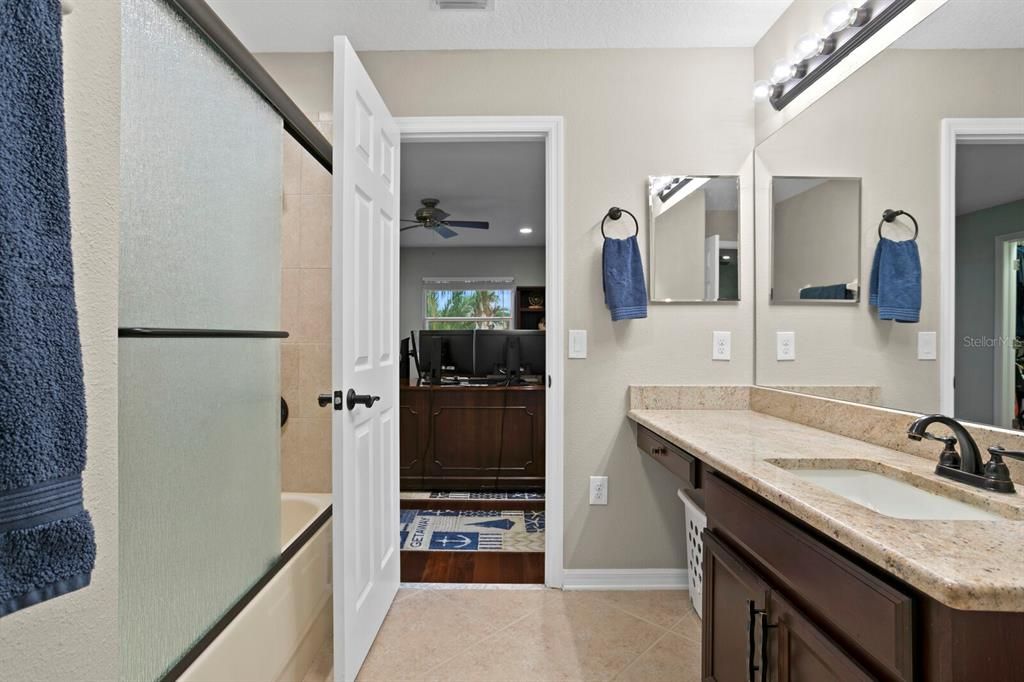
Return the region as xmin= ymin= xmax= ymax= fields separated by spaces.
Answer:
xmin=777 ymin=331 xmax=796 ymax=361
xmin=568 ymin=329 xmax=588 ymax=359
xmin=918 ymin=331 xmax=937 ymax=360
xmin=589 ymin=476 xmax=608 ymax=505
xmin=712 ymin=331 xmax=731 ymax=361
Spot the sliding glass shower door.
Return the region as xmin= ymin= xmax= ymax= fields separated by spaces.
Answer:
xmin=119 ymin=1 xmax=283 ymax=679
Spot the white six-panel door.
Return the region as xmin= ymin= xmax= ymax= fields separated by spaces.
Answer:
xmin=331 ymin=36 xmax=401 ymax=682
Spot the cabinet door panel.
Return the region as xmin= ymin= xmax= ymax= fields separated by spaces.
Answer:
xmin=703 ymin=531 xmax=770 ymax=682
xmin=770 ymin=591 xmax=873 ymax=682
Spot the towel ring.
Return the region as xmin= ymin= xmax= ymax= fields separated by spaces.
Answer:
xmin=877 ymin=209 xmax=918 ymax=241
xmin=601 ymin=207 xmax=639 ymax=239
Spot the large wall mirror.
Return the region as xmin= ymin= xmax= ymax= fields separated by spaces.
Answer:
xmin=649 ymin=175 xmax=740 ymax=303
xmin=771 ymin=177 xmax=861 ymax=303
xmin=754 ymin=1 xmax=1024 ymax=427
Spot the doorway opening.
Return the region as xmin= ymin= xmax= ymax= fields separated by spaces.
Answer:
xmin=942 ymin=120 xmax=1024 ymax=425
xmin=395 ymin=118 xmax=564 ymax=586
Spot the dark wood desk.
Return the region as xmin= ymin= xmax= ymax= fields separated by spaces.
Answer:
xmin=400 ymin=381 xmax=545 ymax=491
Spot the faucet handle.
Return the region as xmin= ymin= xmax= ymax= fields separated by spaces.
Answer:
xmin=988 ymin=446 xmax=1024 ymax=462
xmin=984 ymin=446 xmax=1024 ymax=485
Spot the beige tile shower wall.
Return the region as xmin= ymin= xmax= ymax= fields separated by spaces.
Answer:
xmin=280 ymin=115 xmax=333 ymax=493
xmin=259 ymin=48 xmax=757 ymax=571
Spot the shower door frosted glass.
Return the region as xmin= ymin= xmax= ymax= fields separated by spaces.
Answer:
xmin=119 ymin=1 xmax=282 ymax=680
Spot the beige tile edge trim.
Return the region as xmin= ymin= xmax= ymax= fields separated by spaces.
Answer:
xmin=628 ymin=385 xmax=751 ymax=411
xmin=750 ymin=386 xmax=1024 ymax=484
xmin=628 ymin=384 xmax=1024 ymax=483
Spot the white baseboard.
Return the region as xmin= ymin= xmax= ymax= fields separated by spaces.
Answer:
xmin=561 ymin=568 xmax=688 ymax=591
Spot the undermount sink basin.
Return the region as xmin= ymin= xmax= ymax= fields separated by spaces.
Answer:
xmin=785 ymin=468 xmax=1003 ymax=521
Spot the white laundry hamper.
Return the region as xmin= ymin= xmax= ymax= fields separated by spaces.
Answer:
xmin=678 ymin=488 xmax=706 ymax=618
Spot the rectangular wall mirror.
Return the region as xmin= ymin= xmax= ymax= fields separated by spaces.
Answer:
xmin=771 ymin=177 xmax=860 ymax=303
xmin=648 ymin=175 xmax=740 ymax=303
xmin=753 ymin=0 xmax=1024 ymax=428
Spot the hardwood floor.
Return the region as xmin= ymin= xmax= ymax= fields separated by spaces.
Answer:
xmin=401 ymin=550 xmax=544 ymax=584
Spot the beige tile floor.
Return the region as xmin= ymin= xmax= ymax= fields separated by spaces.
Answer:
xmin=302 ymin=588 xmax=702 ymax=682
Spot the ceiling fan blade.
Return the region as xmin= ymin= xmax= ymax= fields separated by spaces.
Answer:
xmin=432 ymin=208 xmax=450 ymax=222
xmin=443 ymin=220 xmax=490 ymax=230
xmin=400 ymin=225 xmax=420 ymax=232
xmin=400 ymin=218 xmax=421 ymax=223
xmin=434 ymin=225 xmax=459 ymax=239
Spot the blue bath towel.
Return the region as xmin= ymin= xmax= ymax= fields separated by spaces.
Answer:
xmin=800 ymin=284 xmax=853 ymax=300
xmin=603 ymin=236 xmax=648 ymax=321
xmin=0 ymin=0 xmax=95 ymax=617
xmin=869 ymin=238 xmax=921 ymax=323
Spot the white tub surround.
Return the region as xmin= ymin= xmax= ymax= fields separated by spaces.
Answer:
xmin=178 ymin=494 xmax=332 ymax=682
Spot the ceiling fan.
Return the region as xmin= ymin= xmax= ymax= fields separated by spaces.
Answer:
xmin=400 ymin=198 xmax=490 ymax=239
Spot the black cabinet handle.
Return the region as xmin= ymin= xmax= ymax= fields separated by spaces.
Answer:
xmin=747 ymin=600 xmax=758 ymax=682
xmin=759 ymin=610 xmax=777 ymax=682
xmin=346 ymin=389 xmax=381 ymax=410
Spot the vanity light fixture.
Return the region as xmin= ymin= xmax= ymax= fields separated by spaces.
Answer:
xmin=519 ymin=226 xmax=533 ymax=234
xmin=752 ymin=0 xmax=915 ymax=111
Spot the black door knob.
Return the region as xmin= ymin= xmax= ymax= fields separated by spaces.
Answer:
xmin=346 ymin=388 xmax=381 ymax=410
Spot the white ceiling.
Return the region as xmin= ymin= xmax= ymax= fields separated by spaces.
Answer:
xmin=400 ymin=140 xmax=546 ymax=247
xmin=894 ymin=0 xmax=1024 ymax=49
xmin=956 ymin=143 xmax=1024 ymax=216
xmin=208 ymin=0 xmax=792 ymax=53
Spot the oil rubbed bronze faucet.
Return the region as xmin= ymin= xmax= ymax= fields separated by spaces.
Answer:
xmin=907 ymin=414 xmax=1024 ymax=494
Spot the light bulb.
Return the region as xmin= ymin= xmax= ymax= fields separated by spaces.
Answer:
xmin=752 ymin=80 xmax=774 ymax=101
xmin=794 ymin=32 xmax=821 ymax=62
xmin=770 ymin=58 xmax=794 ymax=85
xmin=519 ymin=226 xmax=533 ymax=234
xmin=823 ymin=0 xmax=855 ymax=34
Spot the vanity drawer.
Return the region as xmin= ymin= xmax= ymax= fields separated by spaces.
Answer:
xmin=636 ymin=425 xmax=701 ymax=489
xmin=706 ymin=473 xmax=914 ymax=681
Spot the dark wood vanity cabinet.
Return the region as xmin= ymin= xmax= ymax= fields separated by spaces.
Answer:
xmin=703 ymin=531 xmax=871 ymax=682
xmin=702 ymin=471 xmax=1024 ymax=682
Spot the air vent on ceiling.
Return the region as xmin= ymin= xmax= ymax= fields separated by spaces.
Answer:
xmin=432 ymin=0 xmax=493 ymax=10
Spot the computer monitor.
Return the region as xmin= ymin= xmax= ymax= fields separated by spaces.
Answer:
xmin=474 ymin=330 xmax=509 ymax=376
xmin=473 ymin=330 xmax=545 ymax=378
xmin=417 ymin=330 xmax=475 ymax=381
xmin=514 ymin=330 xmax=545 ymax=377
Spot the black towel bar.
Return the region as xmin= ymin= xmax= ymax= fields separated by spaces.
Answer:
xmin=118 ymin=328 xmax=289 ymax=339
xmin=877 ymin=209 xmax=919 ymax=241
xmin=601 ymin=206 xmax=639 ymax=239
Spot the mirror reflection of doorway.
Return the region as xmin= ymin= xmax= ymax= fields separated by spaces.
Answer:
xmin=953 ymin=141 xmax=1024 ymax=429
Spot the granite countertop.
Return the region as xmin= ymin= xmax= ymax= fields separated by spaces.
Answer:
xmin=628 ymin=408 xmax=1024 ymax=612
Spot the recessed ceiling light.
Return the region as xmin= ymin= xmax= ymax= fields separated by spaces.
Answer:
xmin=519 ymin=227 xmax=533 ymax=234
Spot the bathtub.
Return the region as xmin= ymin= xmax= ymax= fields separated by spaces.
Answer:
xmin=179 ymin=493 xmax=333 ymax=682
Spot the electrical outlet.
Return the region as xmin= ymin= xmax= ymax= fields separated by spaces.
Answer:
xmin=776 ymin=331 xmax=796 ymax=361
xmin=589 ymin=476 xmax=608 ymax=505
xmin=918 ymin=331 xmax=937 ymax=360
xmin=712 ymin=331 xmax=731 ymax=361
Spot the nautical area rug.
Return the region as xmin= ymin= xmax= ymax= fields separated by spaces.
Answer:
xmin=400 ymin=509 xmax=544 ymax=552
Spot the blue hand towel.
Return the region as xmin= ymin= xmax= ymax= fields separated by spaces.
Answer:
xmin=602 ymin=236 xmax=648 ymax=321
xmin=800 ymin=284 xmax=852 ymax=300
xmin=869 ymin=238 xmax=921 ymax=323
xmin=0 ymin=0 xmax=95 ymax=617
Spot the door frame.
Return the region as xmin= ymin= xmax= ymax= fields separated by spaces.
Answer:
xmin=939 ymin=118 xmax=1024 ymax=415
xmin=395 ymin=116 xmax=566 ymax=588
xmin=993 ymin=231 xmax=1024 ymax=429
